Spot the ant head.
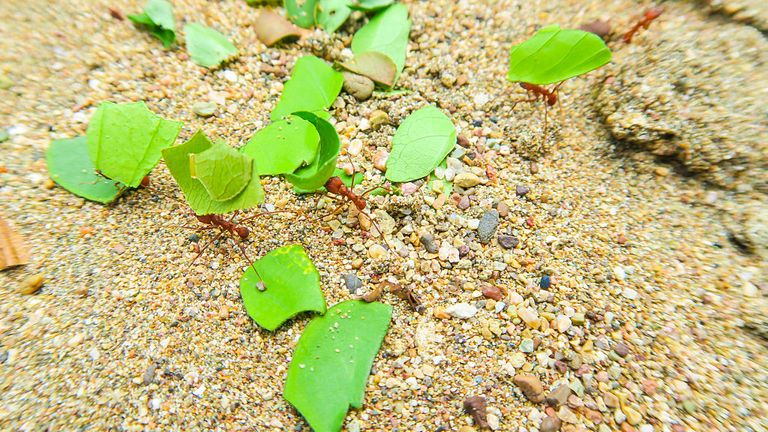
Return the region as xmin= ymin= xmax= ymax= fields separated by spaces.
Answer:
xmin=236 ymin=226 xmax=250 ymax=239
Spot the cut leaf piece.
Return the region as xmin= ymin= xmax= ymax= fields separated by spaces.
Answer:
xmin=47 ymin=137 xmax=125 ymax=203
xmin=386 ymin=106 xmax=456 ymax=183
xmin=189 ymin=141 xmax=253 ymax=201
xmin=285 ymin=112 xmax=340 ymax=192
xmin=507 ymin=25 xmax=612 ymax=85
xmin=0 ymin=215 xmax=30 ymax=271
xmin=349 ymin=0 xmax=394 ymax=11
xmin=284 ymin=0 xmax=318 ymax=28
xmin=163 ymin=130 xmax=264 ymax=215
xmin=254 ymin=9 xmax=303 ymax=46
xmin=337 ymin=51 xmax=396 ymax=88
xmin=270 ymin=55 xmax=344 ymax=121
xmin=128 ymin=0 xmax=176 ymax=48
xmin=185 ymin=23 xmax=239 ymax=68
xmin=240 ymin=244 xmax=326 ymax=331
xmin=351 ymin=4 xmax=410 ymax=77
xmin=317 ymin=0 xmax=352 ymax=32
xmin=240 ymin=115 xmax=320 ymax=176
xmin=87 ymin=101 xmax=182 ymax=188
xmin=284 ymin=300 xmax=392 ymax=432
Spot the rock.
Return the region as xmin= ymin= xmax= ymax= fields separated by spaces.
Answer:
xmin=517 ymin=306 xmax=540 ymax=329
xmin=447 ymin=303 xmax=478 ymax=319
xmin=613 ymin=342 xmax=630 ymax=357
xmin=519 ymin=338 xmax=534 ymax=353
xmin=342 ymin=72 xmax=374 ymax=101
xmin=540 ymin=416 xmax=562 ymax=432
xmin=621 ymin=288 xmax=638 ymax=300
xmin=454 ymin=172 xmax=483 ymax=188
xmin=192 ymin=101 xmax=217 ymax=117
xmin=373 ymin=149 xmax=389 ymax=172
xmin=458 ymin=195 xmax=470 ymax=210
xmin=463 ymin=396 xmax=489 ymax=429
xmin=557 ymin=406 xmax=580 ymax=424
xmin=400 ymin=182 xmax=419 ymax=195
xmin=343 ymin=274 xmax=363 ymax=294
xmin=513 ymin=374 xmax=544 ymax=403
xmin=515 ymin=185 xmax=530 ymax=197
xmin=368 ymin=244 xmax=387 ymax=259
xmin=546 ymin=384 xmax=571 ymax=407
xmin=540 ymin=275 xmax=551 ymax=289
xmin=497 ymin=201 xmax=509 ymax=217
xmin=603 ymin=392 xmax=619 ymax=409
xmin=623 ymin=406 xmax=642 ymax=425
xmin=369 ymin=110 xmax=390 ymax=129
xmin=555 ymin=315 xmax=571 ymax=333
xmin=498 ymin=235 xmax=519 ymax=249
xmin=18 ymin=273 xmax=45 ymax=295
xmin=481 ymin=285 xmax=504 ymax=301
xmin=142 ymin=363 xmax=156 ymax=385
xmin=477 ymin=210 xmax=499 ymax=243
xmin=420 ymin=232 xmax=438 ymax=253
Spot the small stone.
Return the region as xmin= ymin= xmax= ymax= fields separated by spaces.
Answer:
xmin=557 ymin=406 xmax=580 ymax=424
xmin=498 ymin=235 xmax=519 ymax=249
xmin=458 ymin=195 xmax=470 ymax=210
xmin=369 ymin=110 xmax=390 ymax=129
xmin=546 ymin=385 xmax=571 ymax=407
xmin=514 ymin=374 xmax=545 ymax=403
xmin=433 ymin=307 xmax=451 ymax=319
xmin=519 ymin=338 xmax=534 ymax=353
xmin=517 ymin=306 xmax=540 ymax=329
xmin=571 ymin=313 xmax=585 ymax=326
xmin=342 ymin=72 xmax=374 ymax=101
xmin=400 ymin=182 xmax=419 ymax=195
xmin=613 ymin=342 xmax=630 ymax=357
xmin=641 ymin=379 xmax=657 ymax=395
xmin=343 ymin=274 xmax=363 ymax=294
xmin=18 ymin=273 xmax=45 ymax=295
xmin=540 ymin=416 xmax=562 ymax=432
xmin=447 ymin=303 xmax=478 ymax=319
xmin=621 ymin=288 xmax=638 ymax=300
xmin=463 ymin=396 xmax=488 ymax=428
xmin=516 ymin=185 xmax=530 ymax=196
xmin=555 ymin=315 xmax=571 ymax=333
xmin=420 ymin=232 xmax=438 ymax=253
xmin=368 ymin=244 xmax=387 ymax=259
xmin=454 ymin=172 xmax=482 ymax=188
xmin=603 ymin=392 xmax=619 ymax=409
xmin=623 ymin=406 xmax=642 ymax=425
xmin=540 ymin=275 xmax=551 ymax=289
xmin=477 ymin=210 xmax=500 ymax=243
xmin=481 ymin=285 xmax=504 ymax=301
xmin=192 ymin=101 xmax=217 ymax=117
xmin=192 ymin=384 xmax=206 ymax=398
xmin=373 ymin=149 xmax=389 ymax=172
xmin=142 ymin=363 xmax=156 ymax=385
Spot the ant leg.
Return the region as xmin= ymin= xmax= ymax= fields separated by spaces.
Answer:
xmin=188 ymin=229 xmax=227 ymax=269
xmin=237 ymin=209 xmax=302 ymax=224
xmin=229 ymin=236 xmax=263 ymax=281
xmin=542 ymin=102 xmax=549 ymax=144
xmin=359 ymin=181 xmax=392 ymax=199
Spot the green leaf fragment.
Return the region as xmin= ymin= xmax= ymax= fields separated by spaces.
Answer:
xmin=184 ymin=23 xmax=239 ymax=68
xmin=189 ymin=141 xmax=253 ymax=201
xmin=87 ymin=101 xmax=182 ymax=188
xmin=285 ymin=112 xmax=341 ymax=192
xmin=128 ymin=0 xmax=176 ymax=48
xmin=507 ymin=24 xmax=612 ymax=85
xmin=240 ymin=115 xmax=320 ymax=176
xmin=316 ymin=0 xmax=352 ymax=32
xmin=162 ymin=130 xmax=264 ymax=215
xmin=386 ymin=106 xmax=456 ymax=183
xmin=284 ymin=300 xmax=392 ymax=432
xmin=46 ymin=137 xmax=125 ymax=204
xmin=270 ymin=55 xmax=343 ymax=121
xmin=337 ymin=51 xmax=397 ymax=88
xmin=240 ymin=244 xmax=326 ymax=331
xmin=351 ymin=4 xmax=410 ymax=78
xmin=349 ymin=0 xmax=394 ymax=11
xmin=284 ymin=0 xmax=319 ymax=28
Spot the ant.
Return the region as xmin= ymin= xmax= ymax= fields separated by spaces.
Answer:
xmin=623 ymin=6 xmax=664 ymax=43
xmin=512 ymin=81 xmax=564 ymax=143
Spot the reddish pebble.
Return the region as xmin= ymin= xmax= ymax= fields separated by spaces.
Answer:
xmin=481 ymin=284 xmax=504 ymax=301
xmin=526 ymin=216 xmax=535 ymax=227
xmin=642 ymin=379 xmax=658 ymax=395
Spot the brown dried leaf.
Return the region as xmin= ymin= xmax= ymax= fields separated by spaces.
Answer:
xmin=338 ymin=52 xmax=397 ymax=88
xmin=386 ymin=282 xmax=424 ymax=313
xmin=254 ymin=10 xmax=303 ymax=47
xmin=0 ymin=216 xmax=29 ymax=271
xmin=580 ymin=20 xmax=611 ymax=39
xmin=361 ymin=285 xmax=383 ymax=302
xmin=463 ymin=395 xmax=489 ymax=429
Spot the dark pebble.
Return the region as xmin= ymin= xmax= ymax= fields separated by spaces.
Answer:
xmin=472 ymin=119 xmax=483 ymax=127
xmin=477 ymin=210 xmax=500 ymax=244
xmin=540 ymin=275 xmax=551 ymax=289
xmin=420 ymin=232 xmax=438 ymax=253
xmin=498 ymin=235 xmax=519 ymax=249
xmin=516 ymin=184 xmax=530 ymax=197
xmin=343 ymin=274 xmax=363 ymax=294
xmin=458 ymin=244 xmax=470 ymax=257
xmin=188 ymin=233 xmax=200 ymax=243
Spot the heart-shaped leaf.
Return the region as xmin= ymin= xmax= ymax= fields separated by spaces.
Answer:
xmin=128 ymin=0 xmax=176 ymax=48
xmin=240 ymin=244 xmax=326 ymax=331
xmin=271 ymin=55 xmax=344 ymax=121
xmin=46 ymin=136 xmax=125 ymax=204
xmin=189 ymin=141 xmax=253 ymax=201
xmin=240 ymin=115 xmax=320 ymax=176
xmin=284 ymin=300 xmax=392 ymax=432
xmin=337 ymin=51 xmax=396 ymax=88
xmin=507 ymin=24 xmax=612 ymax=85
xmin=162 ymin=130 xmax=264 ymax=215
xmin=284 ymin=0 xmax=318 ymax=28
xmin=254 ymin=9 xmax=303 ymax=46
xmin=316 ymin=0 xmax=352 ymax=32
xmin=386 ymin=106 xmax=456 ymax=182
xmin=87 ymin=101 xmax=182 ymax=188
xmin=285 ymin=112 xmax=340 ymax=192
xmin=351 ymin=4 xmax=410 ymax=78
xmin=184 ymin=23 xmax=239 ymax=68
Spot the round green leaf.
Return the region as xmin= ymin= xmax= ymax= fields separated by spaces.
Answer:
xmin=87 ymin=101 xmax=183 ymax=188
xmin=240 ymin=115 xmax=320 ymax=176
xmin=189 ymin=141 xmax=253 ymax=201
xmin=386 ymin=106 xmax=456 ymax=183
xmin=270 ymin=55 xmax=344 ymax=122
xmin=46 ymin=137 xmax=125 ymax=204
xmin=351 ymin=4 xmax=410 ymax=77
xmin=284 ymin=300 xmax=392 ymax=432
xmin=507 ymin=24 xmax=612 ymax=85
xmin=162 ymin=130 xmax=264 ymax=215
xmin=284 ymin=112 xmax=341 ymax=192
xmin=184 ymin=23 xmax=238 ymax=69
xmin=239 ymin=244 xmax=326 ymax=331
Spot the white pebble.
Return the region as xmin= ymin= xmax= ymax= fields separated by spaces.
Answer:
xmin=192 ymin=385 xmax=206 ymax=398
xmin=622 ymin=288 xmax=638 ymax=300
xmin=222 ymin=70 xmax=237 ymax=82
xmin=446 ymin=303 xmax=478 ymax=319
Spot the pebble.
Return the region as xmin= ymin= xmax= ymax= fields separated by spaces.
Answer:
xmin=481 ymin=285 xmax=504 ymax=301
xmin=446 ymin=303 xmax=477 ymax=319
xmin=458 ymin=195 xmax=470 ymax=210
xmin=454 ymin=172 xmax=482 ymax=188
xmin=342 ymin=72 xmax=374 ymax=101
xmin=142 ymin=363 xmax=156 ymax=385
xmin=517 ymin=306 xmax=540 ymax=329
xmin=623 ymin=406 xmax=642 ymax=425
xmin=477 ymin=210 xmax=499 ymax=243
xmin=540 ymin=416 xmax=562 ymax=432
xmin=540 ymin=275 xmax=551 ymax=289
xmin=373 ymin=149 xmax=388 ymax=172
xmin=613 ymin=342 xmax=630 ymax=357
xmin=557 ymin=406 xmax=580 ymax=424
xmin=368 ymin=244 xmax=387 ymax=259
xmin=368 ymin=110 xmax=389 ymax=129
xmin=497 ymin=201 xmax=509 ymax=217
xmin=498 ymin=235 xmax=519 ymax=249
xmin=621 ymin=288 xmax=638 ymax=300
xmin=546 ymin=384 xmax=571 ymax=407
xmin=400 ymin=182 xmax=419 ymax=195
xmin=516 ymin=185 xmax=530 ymax=197
xmin=420 ymin=232 xmax=438 ymax=253
xmin=555 ymin=315 xmax=571 ymax=333
xmin=513 ymin=374 xmax=545 ymax=403
xmin=18 ymin=273 xmax=45 ymax=295
xmin=192 ymin=101 xmax=217 ymax=117
xmin=519 ymin=338 xmax=534 ymax=353
xmin=343 ymin=274 xmax=363 ymax=294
